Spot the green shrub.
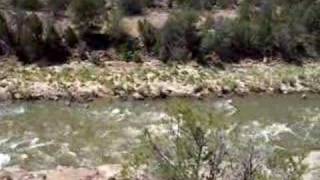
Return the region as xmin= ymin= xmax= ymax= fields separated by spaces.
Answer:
xmin=124 ymin=102 xmax=307 ymax=180
xmin=200 ymin=20 xmax=260 ymax=61
xmin=64 ymin=27 xmax=78 ymax=48
xmin=316 ymin=37 xmax=320 ymax=56
xmin=174 ymin=0 xmax=216 ymax=10
xmin=159 ymin=10 xmax=200 ymax=61
xmin=15 ymin=14 xmax=44 ymax=63
xmin=105 ymin=9 xmax=125 ymax=43
xmin=69 ymin=0 xmax=105 ymax=32
xmin=47 ymin=0 xmax=71 ymax=12
xmin=199 ymin=0 xmax=320 ymax=62
xmin=117 ymin=38 xmax=141 ymax=62
xmin=0 ymin=12 xmax=9 ymax=41
xmin=272 ymin=0 xmax=319 ymax=60
xmin=118 ymin=0 xmax=145 ymax=15
xmin=11 ymin=0 xmax=43 ymax=11
xmin=215 ymin=0 xmax=234 ymax=9
xmin=44 ymin=25 xmax=70 ymax=63
xmin=138 ymin=20 xmax=158 ymax=53
xmin=0 ymin=12 xmax=11 ymax=56
xmin=303 ymin=2 xmax=320 ymax=34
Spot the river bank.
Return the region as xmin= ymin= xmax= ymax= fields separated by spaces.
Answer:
xmin=0 ymin=58 xmax=319 ymax=102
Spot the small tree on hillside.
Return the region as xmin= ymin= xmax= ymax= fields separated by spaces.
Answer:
xmin=11 ymin=0 xmax=43 ymax=11
xmin=15 ymin=14 xmax=44 ymax=63
xmin=47 ymin=0 xmax=71 ymax=15
xmin=69 ymin=0 xmax=105 ymax=33
xmin=44 ymin=25 xmax=70 ymax=64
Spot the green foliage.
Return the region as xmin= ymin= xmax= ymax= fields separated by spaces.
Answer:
xmin=69 ymin=0 xmax=105 ymax=32
xmin=199 ymin=0 xmax=320 ymax=62
xmin=64 ymin=27 xmax=78 ymax=48
xmin=44 ymin=25 xmax=70 ymax=63
xmin=16 ymin=14 xmax=44 ymax=62
xmin=138 ymin=20 xmax=158 ymax=53
xmin=128 ymin=102 xmax=230 ymax=180
xmin=215 ymin=0 xmax=234 ymax=9
xmin=267 ymin=149 xmax=308 ymax=180
xmin=175 ymin=0 xmax=216 ymax=10
xmin=118 ymin=0 xmax=146 ymax=15
xmin=46 ymin=25 xmax=61 ymax=44
xmin=0 ymin=12 xmax=9 ymax=41
xmin=125 ymin=102 xmax=307 ymax=180
xmin=2 ymin=0 xmax=319 ymax=63
xmin=271 ymin=0 xmax=320 ymax=59
xmin=159 ymin=9 xmax=200 ymax=61
xmin=303 ymin=2 xmax=320 ymax=34
xmin=105 ymin=9 xmax=125 ymax=42
xmin=47 ymin=0 xmax=71 ymax=12
xmin=118 ymin=39 xmax=141 ymax=62
xmin=11 ymin=0 xmax=43 ymax=11
xmin=0 ymin=12 xmax=11 ymax=56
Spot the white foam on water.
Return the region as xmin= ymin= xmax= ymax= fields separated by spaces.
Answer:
xmin=242 ymin=121 xmax=296 ymax=143
xmin=0 ymin=138 xmax=9 ymax=146
xmin=0 ymin=106 xmax=26 ymax=117
xmin=213 ymin=99 xmax=238 ymax=116
xmin=0 ymin=153 xmax=10 ymax=168
xmin=25 ymin=141 xmax=54 ymax=151
xmin=260 ymin=123 xmax=295 ymax=142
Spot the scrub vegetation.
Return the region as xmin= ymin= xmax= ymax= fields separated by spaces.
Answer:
xmin=0 ymin=0 xmax=318 ymax=64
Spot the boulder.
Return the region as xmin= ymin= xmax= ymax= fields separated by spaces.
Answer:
xmin=0 ymin=87 xmax=11 ymax=101
xmin=303 ymin=151 xmax=320 ymax=180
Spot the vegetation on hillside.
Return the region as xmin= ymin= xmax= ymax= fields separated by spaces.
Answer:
xmin=0 ymin=0 xmax=318 ymax=64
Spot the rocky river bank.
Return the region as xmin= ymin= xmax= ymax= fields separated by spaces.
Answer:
xmin=0 ymin=58 xmax=320 ymax=102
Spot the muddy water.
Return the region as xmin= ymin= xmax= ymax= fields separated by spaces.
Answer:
xmin=0 ymin=94 xmax=319 ymax=170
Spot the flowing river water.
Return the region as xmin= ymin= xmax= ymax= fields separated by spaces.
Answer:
xmin=0 ymin=94 xmax=320 ymax=176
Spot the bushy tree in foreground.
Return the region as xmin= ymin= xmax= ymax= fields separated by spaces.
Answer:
xmin=123 ymin=102 xmax=307 ymax=180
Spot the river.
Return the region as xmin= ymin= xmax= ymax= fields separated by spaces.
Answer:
xmin=0 ymin=94 xmax=319 ymax=173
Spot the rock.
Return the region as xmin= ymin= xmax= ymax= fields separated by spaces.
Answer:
xmin=68 ymin=80 xmax=110 ymax=101
xmin=28 ymin=82 xmax=64 ymax=100
xmin=303 ymin=151 xmax=320 ymax=180
xmin=97 ymin=164 xmax=122 ymax=179
xmin=302 ymin=94 xmax=308 ymax=99
xmin=280 ymin=83 xmax=289 ymax=94
xmin=44 ymin=167 xmax=99 ymax=180
xmin=0 ymin=170 xmax=13 ymax=180
xmin=157 ymin=82 xmax=195 ymax=97
xmin=213 ymin=99 xmax=237 ymax=116
xmin=0 ymin=165 xmax=119 ymax=180
xmin=0 ymin=154 xmax=10 ymax=169
xmin=0 ymin=88 xmax=11 ymax=101
xmin=132 ymin=92 xmax=145 ymax=100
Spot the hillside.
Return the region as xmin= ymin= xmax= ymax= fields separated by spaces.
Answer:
xmin=0 ymin=0 xmax=318 ymax=66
